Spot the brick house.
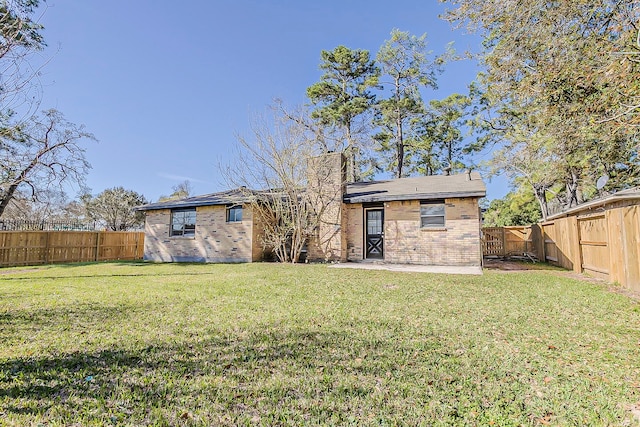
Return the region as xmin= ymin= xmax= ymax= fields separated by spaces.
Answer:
xmin=138 ymin=153 xmax=486 ymax=266
xmin=137 ymin=189 xmax=266 ymax=263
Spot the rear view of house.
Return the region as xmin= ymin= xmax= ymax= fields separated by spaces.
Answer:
xmin=138 ymin=153 xmax=486 ymax=267
xmin=306 ymin=152 xmax=486 ymax=267
xmin=341 ymin=172 xmax=485 ymax=266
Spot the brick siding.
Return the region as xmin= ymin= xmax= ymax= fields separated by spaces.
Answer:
xmin=345 ymin=197 xmax=482 ymax=266
xmin=143 ymin=152 xmax=483 ymax=267
xmin=143 ymin=205 xmax=263 ymax=263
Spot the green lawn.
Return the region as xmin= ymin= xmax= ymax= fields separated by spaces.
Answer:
xmin=1 ymin=262 xmax=639 ymax=426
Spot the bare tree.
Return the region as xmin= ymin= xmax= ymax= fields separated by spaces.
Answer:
xmin=0 ymin=4 xmax=95 ymax=219
xmin=2 ymin=187 xmax=70 ymax=222
xmin=0 ymin=0 xmax=48 ymax=123
xmin=0 ymin=109 xmax=95 ymax=217
xmin=223 ymin=104 xmax=340 ymax=263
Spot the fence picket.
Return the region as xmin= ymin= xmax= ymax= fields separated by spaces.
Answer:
xmin=0 ymin=231 xmax=144 ymax=267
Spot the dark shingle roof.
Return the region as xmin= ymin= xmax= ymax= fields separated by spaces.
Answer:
xmin=344 ymin=171 xmax=486 ymax=203
xmin=137 ymin=172 xmax=487 ymax=211
xmin=135 ymin=188 xmax=254 ymax=211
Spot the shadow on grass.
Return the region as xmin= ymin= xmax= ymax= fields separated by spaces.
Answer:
xmin=0 ymin=271 xmax=227 ymax=280
xmin=0 ymin=326 xmax=447 ymax=424
xmin=483 ymin=258 xmax=567 ymax=272
xmin=0 ymin=302 xmax=148 ymax=334
xmin=0 ymin=261 xmax=272 ymax=280
xmin=1 ymin=322 xmax=636 ymax=425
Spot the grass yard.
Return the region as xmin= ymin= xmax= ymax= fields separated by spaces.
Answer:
xmin=1 ymin=262 xmax=639 ymax=426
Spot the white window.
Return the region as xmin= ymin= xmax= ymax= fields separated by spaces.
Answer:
xmin=226 ymin=205 xmax=243 ymax=223
xmin=420 ymin=201 xmax=445 ymax=228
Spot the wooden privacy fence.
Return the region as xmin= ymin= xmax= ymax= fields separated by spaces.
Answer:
xmin=538 ymin=206 xmax=640 ymax=290
xmin=482 ymin=226 xmax=536 ymax=258
xmin=483 ymin=203 xmax=640 ymax=292
xmin=0 ymin=231 xmax=145 ymax=267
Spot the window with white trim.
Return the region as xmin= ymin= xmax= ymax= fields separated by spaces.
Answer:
xmin=170 ymin=208 xmax=196 ymax=236
xmin=226 ymin=205 xmax=243 ymax=223
xmin=420 ymin=201 xmax=445 ymax=228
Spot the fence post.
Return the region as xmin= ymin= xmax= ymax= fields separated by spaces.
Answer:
xmin=136 ymin=232 xmax=143 ymax=259
xmin=501 ymin=227 xmax=506 ymax=257
xmin=573 ymin=217 xmax=583 ymax=274
xmin=95 ymin=231 xmax=101 ymax=261
xmin=606 ymin=209 xmax=617 ymax=284
xmin=44 ymin=231 xmax=51 ymax=264
xmin=539 ymin=223 xmax=546 ymax=262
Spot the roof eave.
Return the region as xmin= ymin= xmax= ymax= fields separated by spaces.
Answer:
xmin=135 ymin=197 xmax=253 ymax=211
xmin=344 ymin=190 xmax=486 ymax=204
xmin=135 ymin=200 xmax=234 ymax=211
xmin=546 ymin=193 xmax=640 ymax=220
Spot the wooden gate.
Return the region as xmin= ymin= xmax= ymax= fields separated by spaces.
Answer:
xmin=577 ymin=213 xmax=609 ymax=280
xmin=486 ymin=203 xmax=640 ymax=292
xmin=482 ymin=227 xmax=504 ymax=256
xmin=482 ymin=226 xmax=535 ymax=258
xmin=538 ymin=214 xmax=611 ymax=279
xmin=541 ymin=222 xmax=559 ymax=263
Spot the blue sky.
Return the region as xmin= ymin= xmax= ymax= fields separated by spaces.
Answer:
xmin=37 ymin=0 xmax=508 ymax=202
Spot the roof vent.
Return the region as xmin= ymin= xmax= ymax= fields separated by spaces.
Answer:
xmin=443 ymin=166 xmax=451 ymax=176
xmin=465 ymin=169 xmax=471 ymax=181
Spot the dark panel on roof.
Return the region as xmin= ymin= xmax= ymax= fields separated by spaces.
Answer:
xmin=135 ymin=188 xmax=254 ymax=211
xmin=137 ymin=172 xmax=487 ymax=210
xmin=344 ymin=171 xmax=486 ymax=203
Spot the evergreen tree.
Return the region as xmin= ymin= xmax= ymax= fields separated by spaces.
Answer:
xmin=375 ymin=29 xmax=445 ymax=178
xmin=307 ymin=46 xmax=379 ymax=182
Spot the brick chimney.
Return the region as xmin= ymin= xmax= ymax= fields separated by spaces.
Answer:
xmin=306 ymin=152 xmax=347 ymax=262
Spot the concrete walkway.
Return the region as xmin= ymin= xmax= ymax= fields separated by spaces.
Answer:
xmin=330 ymin=262 xmax=483 ymax=275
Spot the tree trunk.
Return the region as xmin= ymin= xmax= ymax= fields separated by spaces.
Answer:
xmin=396 ymin=116 xmax=404 ymax=178
xmin=396 ymin=139 xmax=404 ymax=179
xmin=0 ymin=183 xmax=20 ymax=218
xmin=565 ymin=170 xmax=580 ymax=208
xmin=0 ymin=128 xmax=62 ymax=218
xmin=0 ymin=161 xmax=37 ymax=217
xmin=345 ymin=124 xmax=357 ymax=182
xmin=394 ymin=80 xmax=404 ymax=179
xmin=533 ymin=183 xmax=549 ymax=221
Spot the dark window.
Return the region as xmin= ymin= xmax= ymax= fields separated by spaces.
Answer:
xmin=170 ymin=208 xmax=196 ymax=236
xmin=366 ymin=209 xmax=383 ymax=235
xmin=420 ymin=201 xmax=445 ymax=228
xmin=227 ymin=205 xmax=243 ymax=223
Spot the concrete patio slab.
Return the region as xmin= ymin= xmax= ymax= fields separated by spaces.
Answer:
xmin=329 ymin=262 xmax=483 ymax=275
